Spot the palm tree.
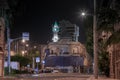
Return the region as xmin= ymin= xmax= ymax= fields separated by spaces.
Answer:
xmin=97 ymin=1 xmax=120 ymax=77
xmin=84 ymin=16 xmax=93 ymax=58
xmin=98 ymin=7 xmax=119 ymax=32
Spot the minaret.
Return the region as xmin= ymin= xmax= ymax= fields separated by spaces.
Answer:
xmin=74 ymin=25 xmax=79 ymax=42
xmin=52 ymin=21 xmax=59 ymax=42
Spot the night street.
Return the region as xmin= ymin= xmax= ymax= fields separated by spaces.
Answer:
xmin=0 ymin=0 xmax=120 ymax=79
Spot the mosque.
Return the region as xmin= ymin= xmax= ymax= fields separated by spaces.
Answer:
xmin=41 ymin=21 xmax=92 ymax=73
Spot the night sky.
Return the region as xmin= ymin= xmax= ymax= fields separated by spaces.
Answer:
xmin=10 ymin=0 xmax=94 ymax=44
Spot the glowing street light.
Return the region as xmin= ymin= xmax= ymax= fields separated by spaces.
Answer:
xmin=22 ymin=39 xmax=25 ymax=43
xmin=81 ymin=12 xmax=86 ymax=16
xmin=22 ymin=51 xmax=25 ymax=56
xmin=26 ymin=44 xmax=29 ymax=47
xmin=34 ymin=46 xmax=37 ymax=49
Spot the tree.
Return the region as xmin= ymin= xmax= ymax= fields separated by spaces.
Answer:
xmin=11 ymin=54 xmax=31 ymax=67
xmin=106 ymin=30 xmax=120 ymax=45
xmin=98 ymin=7 xmax=119 ymax=32
xmin=98 ymin=37 xmax=110 ymax=76
xmin=84 ymin=16 xmax=93 ymax=58
xmin=98 ymin=51 xmax=109 ymax=76
xmin=97 ymin=4 xmax=120 ymax=76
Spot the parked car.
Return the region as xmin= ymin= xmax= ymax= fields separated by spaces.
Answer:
xmin=41 ymin=69 xmax=53 ymax=73
xmin=52 ymin=69 xmax=59 ymax=73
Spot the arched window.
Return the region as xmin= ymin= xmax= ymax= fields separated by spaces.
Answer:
xmin=72 ymin=47 xmax=78 ymax=54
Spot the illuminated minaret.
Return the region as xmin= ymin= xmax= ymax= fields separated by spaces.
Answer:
xmin=52 ymin=21 xmax=59 ymax=42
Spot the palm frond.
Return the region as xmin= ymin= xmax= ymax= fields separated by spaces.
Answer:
xmin=97 ymin=7 xmax=119 ymax=31
xmin=106 ymin=30 xmax=120 ymax=45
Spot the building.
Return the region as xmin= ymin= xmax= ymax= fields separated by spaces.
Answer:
xmin=100 ymin=24 xmax=120 ymax=79
xmin=0 ymin=0 xmax=8 ymax=76
xmin=40 ymin=21 xmax=91 ymax=73
xmin=107 ymin=43 xmax=120 ymax=79
xmin=10 ymin=40 xmax=30 ymax=56
xmin=0 ymin=17 xmax=5 ymax=76
xmin=41 ymin=38 xmax=91 ymax=73
xmin=58 ymin=20 xmax=79 ymax=42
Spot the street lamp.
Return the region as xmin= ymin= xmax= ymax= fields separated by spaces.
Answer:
xmin=81 ymin=0 xmax=98 ymax=79
xmin=22 ymin=51 xmax=25 ymax=56
xmin=26 ymin=44 xmax=29 ymax=47
xmin=22 ymin=39 xmax=25 ymax=43
xmin=34 ymin=46 xmax=37 ymax=49
xmin=81 ymin=12 xmax=86 ymax=16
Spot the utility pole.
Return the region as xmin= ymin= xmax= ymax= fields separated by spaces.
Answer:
xmin=4 ymin=8 xmax=11 ymax=74
xmin=32 ymin=57 xmax=35 ymax=70
xmin=7 ymin=32 xmax=29 ymax=74
xmin=93 ymin=0 xmax=98 ymax=79
xmin=7 ymin=27 xmax=11 ymax=74
xmin=81 ymin=0 xmax=98 ymax=78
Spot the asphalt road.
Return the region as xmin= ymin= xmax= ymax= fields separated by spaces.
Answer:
xmin=1 ymin=73 xmax=91 ymax=80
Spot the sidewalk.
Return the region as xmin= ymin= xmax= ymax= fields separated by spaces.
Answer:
xmin=87 ymin=75 xmax=119 ymax=80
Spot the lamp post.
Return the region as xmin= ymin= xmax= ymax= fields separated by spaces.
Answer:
xmin=7 ymin=32 xmax=29 ymax=74
xmin=81 ymin=0 xmax=98 ymax=78
xmin=93 ymin=0 xmax=98 ymax=79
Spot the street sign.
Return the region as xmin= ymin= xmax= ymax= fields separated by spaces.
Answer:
xmin=22 ymin=32 xmax=29 ymax=40
xmin=36 ymin=57 xmax=40 ymax=63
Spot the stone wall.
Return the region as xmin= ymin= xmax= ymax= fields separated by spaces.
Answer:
xmin=42 ymin=39 xmax=92 ymax=67
xmin=107 ymin=43 xmax=120 ymax=79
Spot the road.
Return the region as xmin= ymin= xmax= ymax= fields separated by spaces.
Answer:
xmin=1 ymin=73 xmax=91 ymax=80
